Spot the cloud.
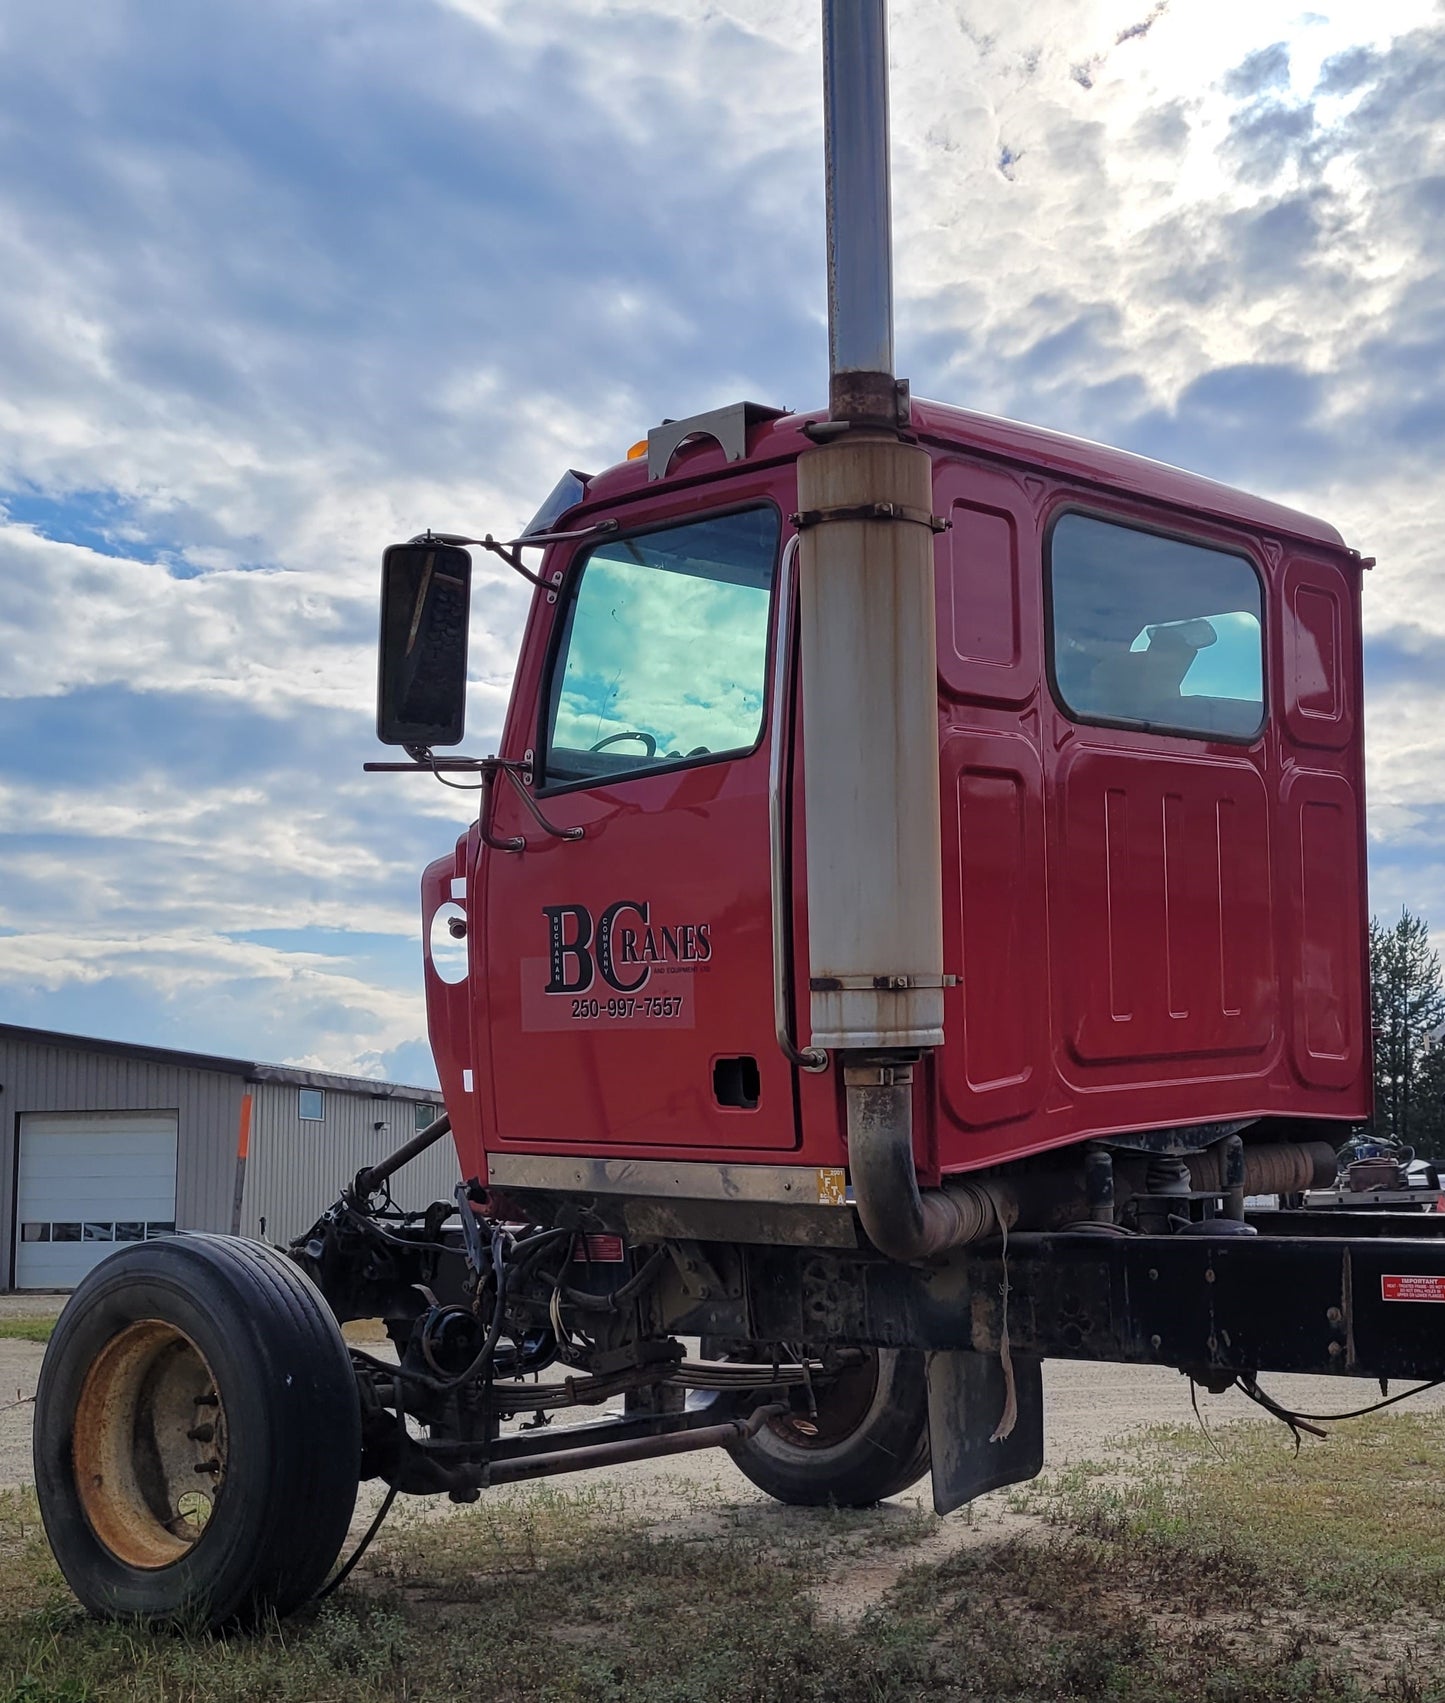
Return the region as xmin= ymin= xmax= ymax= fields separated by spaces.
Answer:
xmin=0 ymin=926 xmax=436 ymax=1081
xmin=1223 ymin=42 xmax=1292 ymax=99
xmin=1316 ymin=45 xmax=1379 ymax=97
xmin=2 ymin=0 xmax=1445 ymax=1084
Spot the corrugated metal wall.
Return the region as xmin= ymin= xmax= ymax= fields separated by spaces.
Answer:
xmin=0 ymin=1033 xmax=244 ymax=1286
xmin=240 ymin=1081 xmax=459 ymax=1247
xmin=0 ymin=1028 xmax=459 ymax=1285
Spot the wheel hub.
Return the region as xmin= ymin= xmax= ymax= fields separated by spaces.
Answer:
xmin=72 ymin=1319 xmax=228 ymax=1569
xmin=766 ymin=1352 xmax=880 ymax=1449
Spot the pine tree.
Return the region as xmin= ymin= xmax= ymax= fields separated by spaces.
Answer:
xmin=1415 ymin=1035 xmax=1445 ymax=1159
xmin=1370 ymin=908 xmax=1445 ymax=1147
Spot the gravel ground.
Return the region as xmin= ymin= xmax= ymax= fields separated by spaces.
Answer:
xmin=0 ymin=1295 xmax=65 ymax=1321
xmin=0 ymin=1342 xmax=41 ymax=1489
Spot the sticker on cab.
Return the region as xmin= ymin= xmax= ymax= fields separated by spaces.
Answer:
xmin=521 ymin=899 xmax=709 ymax=1032
xmin=817 ymin=1168 xmax=847 ymax=1206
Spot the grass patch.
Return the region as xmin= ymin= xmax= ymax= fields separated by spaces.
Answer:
xmin=2 ymin=1413 xmax=1445 ymax=1699
xmin=0 ymin=1486 xmax=917 ymax=1703
xmin=1032 ymin=1410 xmax=1445 ymax=1621
xmin=0 ymin=1321 xmax=53 ymax=1345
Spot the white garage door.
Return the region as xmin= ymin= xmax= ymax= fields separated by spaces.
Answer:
xmin=15 ymin=1112 xmax=179 ymax=1289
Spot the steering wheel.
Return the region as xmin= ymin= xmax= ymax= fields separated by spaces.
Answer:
xmin=589 ymin=731 xmax=657 ymax=757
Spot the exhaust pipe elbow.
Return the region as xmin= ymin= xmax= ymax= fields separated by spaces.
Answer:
xmin=844 ymin=1061 xmax=1012 ymax=1261
xmin=1186 ymin=1138 xmax=1337 ymax=1198
xmin=846 ymin=1078 xmax=1341 ymax=1260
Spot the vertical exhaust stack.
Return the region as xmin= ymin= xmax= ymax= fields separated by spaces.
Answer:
xmin=800 ymin=0 xmax=944 ymax=1055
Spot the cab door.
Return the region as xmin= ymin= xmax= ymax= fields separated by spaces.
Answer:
xmin=480 ymin=487 xmax=798 ymax=1156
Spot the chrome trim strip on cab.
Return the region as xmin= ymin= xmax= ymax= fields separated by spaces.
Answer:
xmin=768 ymin=534 xmax=829 ymax=1074
xmin=487 ymin=1153 xmax=848 ymax=1207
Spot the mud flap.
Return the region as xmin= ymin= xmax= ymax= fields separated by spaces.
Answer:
xmin=925 ymin=1349 xmax=1045 ymax=1515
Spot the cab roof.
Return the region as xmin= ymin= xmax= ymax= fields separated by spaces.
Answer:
xmin=580 ymin=399 xmax=1347 ymax=553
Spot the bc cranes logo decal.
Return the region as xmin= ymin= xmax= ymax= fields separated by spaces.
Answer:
xmin=520 ymin=900 xmax=709 ymax=1031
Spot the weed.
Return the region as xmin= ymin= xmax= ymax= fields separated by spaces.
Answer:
xmin=0 ymin=1322 xmax=53 ymax=1346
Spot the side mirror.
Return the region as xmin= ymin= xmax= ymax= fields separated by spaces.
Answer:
xmin=377 ymin=542 xmax=472 ymax=747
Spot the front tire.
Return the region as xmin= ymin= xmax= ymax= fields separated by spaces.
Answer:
xmin=34 ymin=1234 xmax=361 ymax=1627
xmin=726 ymin=1348 xmax=931 ymax=1507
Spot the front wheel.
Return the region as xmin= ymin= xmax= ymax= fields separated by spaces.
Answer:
xmin=34 ymin=1234 xmax=361 ymax=1627
xmin=726 ymin=1348 xmax=931 ymax=1507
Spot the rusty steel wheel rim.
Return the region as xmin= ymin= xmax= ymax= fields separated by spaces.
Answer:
xmin=72 ymin=1320 xmax=228 ymax=1569
xmin=766 ymin=1352 xmax=880 ymax=1449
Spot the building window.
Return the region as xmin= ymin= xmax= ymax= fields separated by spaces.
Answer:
xmin=414 ymin=1102 xmax=439 ymax=1131
xmin=1049 ymin=513 xmax=1265 ymax=742
xmin=299 ymin=1088 xmax=325 ymax=1121
xmin=23 ymin=1219 xmax=173 ymax=1242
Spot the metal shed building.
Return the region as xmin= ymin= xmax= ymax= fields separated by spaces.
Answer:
xmin=0 ymin=1023 xmax=459 ymax=1290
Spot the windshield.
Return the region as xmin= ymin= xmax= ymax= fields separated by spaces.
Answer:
xmin=543 ymin=506 xmax=779 ymax=787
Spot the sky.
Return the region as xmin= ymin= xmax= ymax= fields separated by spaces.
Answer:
xmin=0 ymin=0 xmax=1442 ymax=1084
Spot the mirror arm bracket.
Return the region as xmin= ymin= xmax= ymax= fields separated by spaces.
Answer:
xmin=479 ymin=536 xmax=549 ymax=590
xmin=492 ymin=759 xmax=585 ymax=845
xmin=412 ymin=520 xmax=619 ymax=594
xmin=364 ymin=749 xmax=583 ymax=851
xmin=479 ymin=766 xmax=526 ymax=853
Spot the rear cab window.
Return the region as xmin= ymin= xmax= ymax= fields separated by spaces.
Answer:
xmin=541 ymin=506 xmax=779 ymax=789
xmin=1048 ymin=513 xmax=1265 ymax=741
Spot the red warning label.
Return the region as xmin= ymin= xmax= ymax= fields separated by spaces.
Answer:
xmin=1382 ymin=1274 xmax=1445 ymax=1303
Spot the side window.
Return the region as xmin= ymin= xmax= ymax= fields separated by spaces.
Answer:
xmin=298 ymin=1088 xmax=325 ymax=1121
xmin=1049 ymin=514 xmax=1265 ymax=740
xmin=543 ymin=506 xmax=779 ymax=788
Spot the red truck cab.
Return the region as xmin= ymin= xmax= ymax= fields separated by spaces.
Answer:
xmin=423 ymin=399 xmax=1370 ymax=1220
